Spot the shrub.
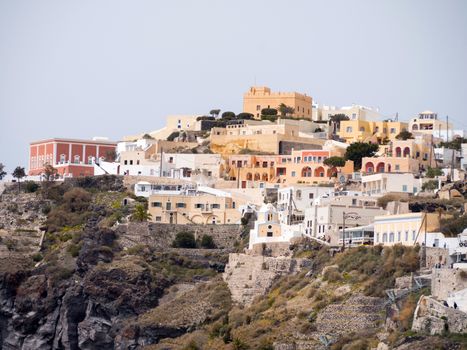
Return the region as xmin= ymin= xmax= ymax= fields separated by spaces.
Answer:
xmin=24 ymin=181 xmax=39 ymax=193
xmin=426 ymin=167 xmax=443 ymax=178
xmin=261 ymin=115 xmax=278 ymax=122
xmin=167 ymin=131 xmax=180 ymax=141
xmin=32 ymin=252 xmax=43 ymax=262
xmin=172 ymin=231 xmax=197 ymax=248
xmin=67 ymin=242 xmax=82 ymax=257
xmin=261 ymin=108 xmax=278 ymax=116
xmin=422 ymin=180 xmax=438 ymax=191
xmin=200 ymin=234 xmax=216 ymax=249
xmin=63 ymin=188 xmax=92 ymax=212
xmin=221 ymin=111 xmax=236 ymax=120
xmin=236 ymin=113 xmax=254 ymax=120
xmin=323 ymin=156 xmax=345 ymax=168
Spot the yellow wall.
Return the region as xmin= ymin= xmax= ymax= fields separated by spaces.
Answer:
xmin=338 ymin=120 xmax=408 ymax=143
xmin=148 ymin=193 xmax=242 ymax=225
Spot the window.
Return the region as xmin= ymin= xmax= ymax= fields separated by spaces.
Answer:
xmin=155 ymin=216 xmax=161 ymax=222
xmin=309 ymin=193 xmax=314 ymax=199
xmin=88 ymin=156 xmax=93 ymax=165
xmin=124 ymin=160 xmax=128 ymax=165
xmin=375 ymin=233 xmax=379 ymax=243
xmin=352 ymin=198 xmax=357 ymax=205
xmin=195 ymin=203 xmax=204 ymax=209
xmin=405 ymin=231 xmax=409 ymax=241
xmin=267 ymin=231 xmax=273 ymax=237
xmin=359 ymin=127 xmax=365 ymax=132
xmin=397 ymin=232 xmax=401 ymax=241
xmin=412 ymin=230 xmax=416 ymax=241
xmin=291 ymin=171 xmax=296 ymax=177
xmin=395 ymin=165 xmax=400 ymax=171
xmin=389 ymin=232 xmax=394 ymax=242
xmin=256 ymin=105 xmax=261 ymax=111
xmin=296 ymin=190 xmax=302 ymax=199
xmin=130 ymin=160 xmax=133 ymax=165
xmin=74 ymin=155 xmax=80 ymax=164
xmin=402 ymin=185 xmax=407 ymax=192
xmin=176 ymin=202 xmax=186 ymax=208
xmin=152 ymin=202 xmax=162 ymax=207
xmin=232 ymin=202 xmax=236 ymax=209
xmin=346 ymin=126 xmax=353 ymax=133
xmin=60 ymin=154 xmax=66 ymax=164
xmin=352 ymin=113 xmax=356 ymax=119
xmin=383 ymin=233 xmax=387 ymax=242
xmin=211 ymin=204 xmax=220 ymax=209
xmin=137 ymin=160 xmax=140 ymax=165
xmin=390 ymin=128 xmax=396 ymax=134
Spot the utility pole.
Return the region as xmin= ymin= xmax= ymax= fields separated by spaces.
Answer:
xmin=424 ymin=211 xmax=428 ymax=268
xmin=342 ymin=211 xmax=346 ymax=251
xmin=446 ymin=115 xmax=449 ymax=143
xmin=159 ymin=146 xmax=163 ymax=177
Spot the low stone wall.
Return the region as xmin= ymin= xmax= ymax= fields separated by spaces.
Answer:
xmin=432 ymin=268 xmax=467 ymax=300
xmin=412 ymin=295 xmax=467 ymax=335
xmin=116 ymin=222 xmax=241 ymax=251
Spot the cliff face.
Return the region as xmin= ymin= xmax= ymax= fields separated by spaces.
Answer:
xmin=0 ymin=223 xmax=170 ymax=350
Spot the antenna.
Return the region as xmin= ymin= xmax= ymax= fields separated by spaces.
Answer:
xmin=395 ymin=112 xmax=398 ymax=122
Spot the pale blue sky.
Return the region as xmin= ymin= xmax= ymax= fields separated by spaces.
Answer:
xmin=1 ymin=0 xmax=467 ymax=171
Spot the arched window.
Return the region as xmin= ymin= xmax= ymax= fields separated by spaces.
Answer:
xmin=383 ymin=233 xmax=387 ymax=242
xmin=412 ymin=124 xmax=419 ymax=131
xmin=389 ymin=232 xmax=394 ymax=242
xmin=346 ymin=126 xmax=353 ymax=133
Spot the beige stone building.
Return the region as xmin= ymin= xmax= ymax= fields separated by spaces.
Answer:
xmin=243 ymin=86 xmax=312 ymax=119
xmin=409 ymin=111 xmax=452 ymax=136
xmin=148 ymin=186 xmax=245 ymax=225
xmin=210 ymin=119 xmax=324 ymax=155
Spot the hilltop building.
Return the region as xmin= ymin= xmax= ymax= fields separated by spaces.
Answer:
xmin=29 ymin=138 xmax=117 ymax=177
xmin=243 ymin=86 xmax=313 ymax=119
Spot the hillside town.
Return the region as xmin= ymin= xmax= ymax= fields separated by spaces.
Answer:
xmin=1 ymin=85 xmax=467 ymax=349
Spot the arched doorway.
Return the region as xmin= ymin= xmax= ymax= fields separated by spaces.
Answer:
xmin=403 ymin=147 xmax=410 ymax=157
xmin=376 ymin=162 xmax=385 ymax=173
xmin=365 ymin=162 xmax=374 ymax=174
xmin=314 ymin=166 xmax=325 ymax=177
xmin=395 ymin=147 xmax=402 ymax=157
xmin=301 ymin=166 xmax=312 ymax=177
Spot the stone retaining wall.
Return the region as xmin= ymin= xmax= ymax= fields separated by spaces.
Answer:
xmin=432 ymin=268 xmax=467 ymax=300
xmin=116 ymin=222 xmax=241 ymax=251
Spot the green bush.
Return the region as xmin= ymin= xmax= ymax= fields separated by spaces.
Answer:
xmin=172 ymin=231 xmax=197 ymax=248
xmin=24 ymin=181 xmax=39 ymax=193
xmin=261 ymin=115 xmax=278 ymax=122
xmin=426 ymin=167 xmax=443 ymax=178
xmin=32 ymin=252 xmax=43 ymax=262
xmin=261 ymin=108 xmax=278 ymax=116
xmin=200 ymin=234 xmax=216 ymax=249
xmin=422 ymin=180 xmax=438 ymax=191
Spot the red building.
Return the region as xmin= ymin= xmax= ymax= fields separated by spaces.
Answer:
xmin=29 ymin=138 xmax=117 ymax=177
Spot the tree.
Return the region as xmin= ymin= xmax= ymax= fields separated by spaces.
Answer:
xmin=12 ymin=166 xmax=26 ymax=192
xmin=261 ymin=108 xmax=278 ymax=116
xmin=221 ymin=111 xmax=236 ymax=120
xmin=210 ymin=109 xmax=221 ymax=118
xmin=43 ymin=164 xmax=58 ymax=182
xmin=328 ymin=114 xmax=349 ymax=133
xmin=396 ymin=130 xmax=414 ymax=140
xmin=200 ymin=234 xmax=216 ymax=249
xmin=142 ymin=133 xmax=154 ymax=139
xmin=105 ymin=150 xmax=117 ymax=162
xmin=314 ymin=128 xmax=323 ymax=132
xmin=236 ymin=113 xmax=254 ymax=120
xmin=426 ymin=166 xmax=443 ymax=178
xmin=0 ymin=163 xmax=6 ymax=180
xmin=278 ymin=103 xmax=295 ymax=117
xmin=439 ymin=137 xmax=467 ymax=151
xmin=172 ymin=231 xmax=197 ymax=248
xmin=131 ymin=203 xmax=152 ymax=222
xmin=344 ymin=142 xmax=379 ymax=170
xmin=323 ymin=156 xmax=346 ymax=167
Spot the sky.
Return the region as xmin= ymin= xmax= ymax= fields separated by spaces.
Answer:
xmin=1 ymin=0 xmax=467 ymax=171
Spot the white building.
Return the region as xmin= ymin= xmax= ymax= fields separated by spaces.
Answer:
xmin=303 ymin=193 xmax=386 ymax=244
xmin=277 ymin=185 xmax=333 ymax=225
xmin=362 ymin=173 xmax=423 ymax=196
xmin=248 ymin=203 xmax=301 ymax=250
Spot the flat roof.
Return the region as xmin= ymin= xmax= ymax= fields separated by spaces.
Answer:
xmin=30 ymin=138 xmax=117 ymax=146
